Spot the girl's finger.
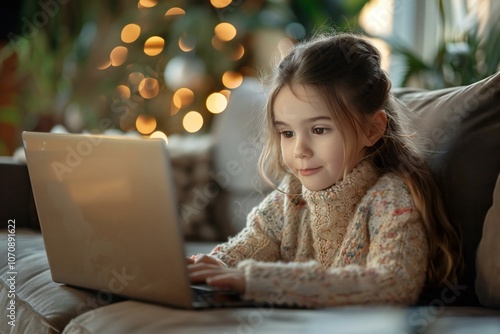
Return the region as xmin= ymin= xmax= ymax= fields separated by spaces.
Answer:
xmin=206 ymin=273 xmax=245 ymax=293
xmin=194 ymin=254 xmax=222 ymax=266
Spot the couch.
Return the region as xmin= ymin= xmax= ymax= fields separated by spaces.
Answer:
xmin=1 ymin=73 xmax=500 ymax=333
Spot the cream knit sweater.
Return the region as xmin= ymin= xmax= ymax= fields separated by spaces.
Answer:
xmin=210 ymin=160 xmax=428 ymax=308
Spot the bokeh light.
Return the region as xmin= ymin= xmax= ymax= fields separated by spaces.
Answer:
xmin=183 ymin=111 xmax=203 ymax=133
xmin=211 ymin=0 xmax=232 ymax=9
xmin=219 ymin=89 xmax=231 ymax=100
xmin=97 ymin=59 xmax=111 ymax=70
xmin=165 ymin=7 xmax=185 ymax=16
xmin=231 ymin=44 xmax=245 ymax=60
xmin=138 ymin=78 xmax=160 ymax=99
xmin=211 ymin=36 xmax=224 ymax=50
xmin=110 ymin=46 xmax=128 ymax=66
xmin=222 ymin=71 xmax=243 ymax=89
xmin=144 ymin=36 xmax=165 ymax=56
xmin=128 ymin=72 xmax=145 ymax=87
xmin=173 ymin=88 xmax=194 ymax=108
xmin=135 ymin=114 xmax=157 ymax=134
xmin=138 ymin=0 xmax=158 ymax=8
xmin=116 ymin=85 xmax=131 ymax=99
xmin=121 ymin=24 xmax=141 ymax=43
xmin=214 ymin=22 xmax=237 ymax=42
xmin=179 ymin=35 xmax=195 ymax=52
xmin=149 ymin=131 xmax=168 ymax=144
xmin=206 ymin=93 xmax=227 ymax=114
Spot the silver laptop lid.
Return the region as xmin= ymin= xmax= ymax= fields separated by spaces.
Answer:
xmin=22 ymin=131 xmax=193 ymax=308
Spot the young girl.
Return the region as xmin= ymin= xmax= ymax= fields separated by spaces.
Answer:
xmin=188 ymin=33 xmax=460 ymax=307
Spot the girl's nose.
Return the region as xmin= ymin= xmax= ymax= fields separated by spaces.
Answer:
xmin=294 ymin=137 xmax=312 ymax=158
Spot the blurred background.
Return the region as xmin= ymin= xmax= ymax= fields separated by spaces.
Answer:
xmin=0 ymin=0 xmax=499 ymax=156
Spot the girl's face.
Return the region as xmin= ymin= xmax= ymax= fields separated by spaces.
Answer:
xmin=273 ymin=85 xmax=368 ymax=191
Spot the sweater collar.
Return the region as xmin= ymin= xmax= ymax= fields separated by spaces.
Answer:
xmin=301 ymin=159 xmax=379 ymax=205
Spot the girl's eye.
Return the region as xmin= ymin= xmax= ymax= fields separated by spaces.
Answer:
xmin=280 ymin=130 xmax=294 ymax=138
xmin=313 ymin=127 xmax=328 ymax=135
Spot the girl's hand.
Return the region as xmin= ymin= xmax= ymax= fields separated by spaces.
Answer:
xmin=188 ymin=259 xmax=245 ymax=294
xmin=186 ymin=253 xmax=222 ymax=266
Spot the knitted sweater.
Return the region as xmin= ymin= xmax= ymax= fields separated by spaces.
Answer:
xmin=210 ymin=160 xmax=429 ymax=308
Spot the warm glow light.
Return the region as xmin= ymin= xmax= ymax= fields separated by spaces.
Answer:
xmin=149 ymin=131 xmax=168 ymax=144
xmin=138 ymin=78 xmax=160 ymax=99
xmin=135 ymin=114 xmax=157 ymax=134
xmin=222 ymin=71 xmax=243 ymax=89
xmin=231 ymin=44 xmax=245 ymax=60
xmin=219 ymin=89 xmax=231 ymax=100
xmin=110 ymin=46 xmax=128 ymax=66
xmin=211 ymin=0 xmax=232 ymax=9
xmin=116 ymin=85 xmax=131 ymax=99
xmin=97 ymin=59 xmax=111 ymax=70
xmin=170 ymin=101 xmax=180 ymax=116
xmin=214 ymin=22 xmax=237 ymax=42
xmin=128 ymin=72 xmax=145 ymax=87
xmin=138 ymin=0 xmax=158 ymax=8
xmin=172 ymin=88 xmax=194 ymax=108
xmin=119 ymin=117 xmax=134 ymax=132
xmin=211 ymin=36 xmax=224 ymax=50
xmin=206 ymin=93 xmax=227 ymax=114
xmin=121 ymin=24 xmax=141 ymax=43
xmin=178 ymin=35 xmax=195 ymax=52
xmin=165 ymin=7 xmax=185 ymax=16
xmin=183 ymin=111 xmax=203 ymax=133
xmin=144 ymin=36 xmax=165 ymax=56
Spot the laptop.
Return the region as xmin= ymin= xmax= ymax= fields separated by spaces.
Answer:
xmin=22 ymin=131 xmax=252 ymax=309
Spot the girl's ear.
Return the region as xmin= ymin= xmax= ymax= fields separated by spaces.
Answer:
xmin=366 ymin=110 xmax=387 ymax=146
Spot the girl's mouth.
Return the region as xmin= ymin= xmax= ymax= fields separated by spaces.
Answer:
xmin=298 ymin=167 xmax=322 ymax=176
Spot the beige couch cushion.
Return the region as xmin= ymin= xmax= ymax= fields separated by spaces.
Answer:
xmin=394 ymin=72 xmax=500 ymax=305
xmin=63 ymin=300 xmax=412 ymax=334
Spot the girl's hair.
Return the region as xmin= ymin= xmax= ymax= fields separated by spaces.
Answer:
xmin=258 ymin=33 xmax=461 ymax=287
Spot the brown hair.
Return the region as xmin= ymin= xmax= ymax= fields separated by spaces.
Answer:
xmin=258 ymin=33 xmax=461 ymax=287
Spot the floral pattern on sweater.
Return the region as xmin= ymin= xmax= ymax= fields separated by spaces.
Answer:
xmin=210 ymin=160 xmax=428 ymax=307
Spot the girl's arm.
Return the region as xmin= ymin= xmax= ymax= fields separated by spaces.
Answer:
xmin=208 ymin=177 xmax=301 ymax=266
xmin=237 ymin=179 xmax=428 ymax=308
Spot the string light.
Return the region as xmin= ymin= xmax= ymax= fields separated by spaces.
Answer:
xmin=149 ymin=131 xmax=169 ymax=144
xmin=173 ymin=88 xmax=194 ymax=108
xmin=116 ymin=85 xmax=131 ymax=99
xmin=210 ymin=0 xmax=232 ymax=9
xmin=219 ymin=89 xmax=231 ymax=100
xmin=138 ymin=0 xmax=158 ymax=8
xmin=121 ymin=24 xmax=141 ymax=43
xmin=222 ymin=71 xmax=243 ymax=89
xmin=165 ymin=7 xmax=185 ymax=16
xmin=206 ymin=93 xmax=227 ymax=114
xmin=183 ymin=111 xmax=203 ymax=133
xmin=144 ymin=36 xmax=165 ymax=56
xmin=107 ymin=2 xmax=256 ymax=134
xmin=179 ymin=35 xmax=195 ymax=52
xmin=136 ymin=114 xmax=157 ymax=134
xmin=138 ymin=78 xmax=160 ymax=99
xmin=110 ymin=46 xmax=128 ymax=66
xmin=128 ymin=72 xmax=145 ymax=87
xmin=97 ymin=59 xmax=111 ymax=70
xmin=214 ymin=22 xmax=237 ymax=42
xmin=231 ymin=44 xmax=245 ymax=60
